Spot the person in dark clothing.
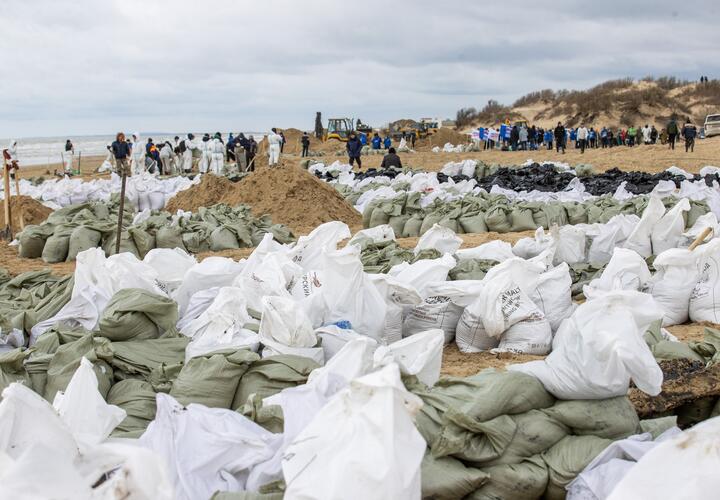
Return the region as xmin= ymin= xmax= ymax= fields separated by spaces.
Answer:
xmin=111 ymin=132 xmax=132 ymax=176
xmin=682 ymin=120 xmax=697 ymax=152
xmin=667 ymin=119 xmax=679 ymax=150
xmin=650 ymin=126 xmax=658 ymax=144
xmin=554 ymin=122 xmax=566 ymax=153
xmin=510 ymin=126 xmax=519 ymax=150
xmin=346 ymin=132 xmax=363 ymax=168
xmin=301 ymin=132 xmax=310 ymax=157
xmin=279 ymin=131 xmax=286 ymax=153
xmin=410 ymin=133 xmax=416 ymax=149
xmin=246 ymin=137 xmax=257 ymax=171
xmin=528 ymin=126 xmax=537 ymax=150
xmin=380 ymin=147 xmax=402 ymax=170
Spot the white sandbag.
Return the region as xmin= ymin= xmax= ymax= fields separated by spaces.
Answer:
xmin=509 ymin=290 xmax=664 ymax=399
xmin=172 ymin=257 xmax=244 ymax=316
xmin=455 ymin=298 xmax=500 ymax=353
xmin=388 ymin=253 xmax=456 ymax=296
xmin=140 ymin=394 xmax=282 ymax=500
xmin=402 ymin=280 xmax=483 ymax=343
xmin=287 ymin=221 xmax=351 ymax=271
xmin=531 ymin=262 xmax=575 ymax=332
xmin=494 ymin=314 xmax=552 ymax=355
xmin=374 ymin=329 xmax=444 ymax=386
xmin=583 ymin=248 xmax=651 ymax=300
xmin=347 ymin=225 xmax=396 ymax=246
xmin=475 ymin=257 xmax=545 ymax=338
xmin=607 ymin=416 xmax=720 ymax=500
xmin=316 ymin=325 xmax=377 ymax=362
xmin=143 ymin=247 xmax=197 ymax=294
xmin=414 ymin=224 xmax=462 ymax=255
xmin=567 ymin=427 xmax=681 ymax=500
xmin=368 ymin=273 xmax=423 ymax=344
xmin=259 ymin=295 xmax=320 ymax=362
xmin=455 ymin=240 xmax=515 ymax=262
xmin=646 ymin=248 xmax=699 ymax=326
xmin=176 ymin=287 xmax=221 ymax=333
xmin=512 ymin=227 xmax=556 ymax=260
xmin=651 ymin=198 xmax=690 ymax=255
xmin=554 ymin=225 xmax=587 ymax=265
xmin=680 ymin=212 xmax=719 ymax=247
xmin=282 ymin=364 xmax=425 ymax=500
xmin=689 ymin=238 xmax=720 ymax=323
xmin=624 ymin=196 xmax=665 ymax=258
xmin=587 ymin=214 xmax=639 ymax=264
xmin=52 ymin=357 xmax=126 ymax=450
xmin=183 ymin=287 xmax=260 ymax=360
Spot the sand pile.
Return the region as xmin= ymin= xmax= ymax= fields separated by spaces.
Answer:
xmin=0 ymin=195 xmax=53 ymax=229
xmin=166 ymin=166 xmax=362 ymax=233
xmin=278 ymin=128 xmax=323 ymax=155
xmin=419 ymin=128 xmax=468 ymax=149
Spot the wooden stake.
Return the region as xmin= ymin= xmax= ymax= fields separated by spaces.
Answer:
xmin=2 ymin=156 xmax=12 ymax=240
xmin=115 ymin=173 xmax=127 ymax=254
xmin=689 ymin=227 xmax=713 ymax=251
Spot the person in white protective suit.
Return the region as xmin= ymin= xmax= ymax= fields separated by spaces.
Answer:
xmin=130 ymin=132 xmax=145 ymax=174
xmin=63 ymin=139 xmax=74 ymax=173
xmin=209 ymin=132 xmax=225 ymax=175
xmin=181 ymin=133 xmax=195 ymax=173
xmin=159 ymin=141 xmax=176 ymax=175
xmin=267 ymin=128 xmax=282 ymax=167
xmin=198 ymin=133 xmax=212 ymax=174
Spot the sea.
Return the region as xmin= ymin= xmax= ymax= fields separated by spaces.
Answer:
xmin=1 ymin=133 xmax=265 ymax=167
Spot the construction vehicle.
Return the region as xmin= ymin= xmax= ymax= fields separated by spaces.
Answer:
xmin=419 ymin=118 xmax=440 ymax=135
xmin=324 ymin=117 xmax=374 ymax=142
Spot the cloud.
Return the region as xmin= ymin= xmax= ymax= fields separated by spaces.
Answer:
xmin=0 ymin=0 xmax=717 ymax=137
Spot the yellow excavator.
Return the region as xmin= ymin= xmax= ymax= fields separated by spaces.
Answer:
xmin=324 ymin=118 xmax=373 ymax=142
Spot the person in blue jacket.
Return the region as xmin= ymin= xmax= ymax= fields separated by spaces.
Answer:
xmin=569 ymin=128 xmax=577 ymax=148
xmin=371 ymin=133 xmax=382 ymax=150
xmin=359 ymin=132 xmax=367 ymax=146
xmin=544 ymin=129 xmax=553 ymax=150
xmin=383 ymin=136 xmax=391 ymax=149
xmin=346 ymin=132 xmax=363 ymax=169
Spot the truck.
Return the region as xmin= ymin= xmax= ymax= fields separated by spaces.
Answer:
xmin=704 ymin=114 xmax=720 ymax=138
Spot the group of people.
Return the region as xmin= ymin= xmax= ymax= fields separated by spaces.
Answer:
xmin=345 ymin=131 xmax=401 ymax=170
xmin=481 ymin=118 xmax=700 ymax=154
xmin=108 ymin=132 xmax=262 ymax=176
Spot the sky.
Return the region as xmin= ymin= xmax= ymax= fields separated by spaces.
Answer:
xmin=1 ymin=0 xmax=718 ymax=138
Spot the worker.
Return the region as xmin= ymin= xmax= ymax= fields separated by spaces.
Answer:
xmin=627 ymin=126 xmax=636 ymax=147
xmin=410 ymin=132 xmax=416 ymax=149
xmin=576 ymin=124 xmax=588 ymax=154
xmin=359 ymin=132 xmax=367 ymax=146
xmin=666 ymin=118 xmax=679 ymax=150
xmin=267 ymin=128 xmax=282 ymax=167
xmin=226 ymin=134 xmax=236 ymax=162
xmin=383 ymin=135 xmax=391 ymax=149
xmin=380 ymin=147 xmax=402 ymax=170
xmin=159 ymin=141 xmax=175 ymax=175
xmin=279 ymin=131 xmax=286 ymax=153
xmin=346 ymin=132 xmax=363 ymax=169
xmin=63 ymin=139 xmax=74 ymax=173
xmin=554 ymin=122 xmax=566 ymax=153
xmin=210 ymin=132 xmax=225 ymax=174
xmin=246 ymin=136 xmax=257 ymax=171
xmin=371 ymin=133 xmax=382 ymax=150
xmin=301 ymin=132 xmax=310 ymax=157
xmin=5 ymin=140 xmax=19 ymax=179
xmin=181 ymin=133 xmax=195 ymax=173
xmin=198 ymin=133 xmax=211 ymax=173
xmin=234 ymin=135 xmax=247 ymax=172
xmin=130 ymin=132 xmax=145 ymax=175
xmin=110 ymin=132 xmax=132 ymax=176
xmin=682 ymin=119 xmax=697 ymax=153
xmin=642 ymin=124 xmax=652 ymax=145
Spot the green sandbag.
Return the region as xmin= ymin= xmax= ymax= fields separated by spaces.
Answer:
xmin=438 ymin=217 xmax=459 ymax=233
xmin=43 ymin=335 xmax=114 ymax=401
xmin=564 ymin=203 xmax=589 ymax=225
xmin=639 ymin=416 xmax=678 ymax=438
xmin=41 ymin=234 xmax=70 ymax=263
xmin=0 ymin=348 xmax=31 ymax=395
xmin=458 ymin=213 xmax=487 ymax=234
xmin=97 ymin=288 xmax=178 ymax=341
xmin=509 ymin=208 xmax=537 ymax=232
xmin=542 ymin=435 xmax=613 ymax=500
xmin=369 ymin=206 xmax=391 ymax=227
xmin=240 ymin=393 xmax=285 ymax=434
xmin=269 ymin=225 xmax=294 ymax=245
xmin=67 ymin=226 xmax=102 ymax=261
xmin=109 ymin=337 xmax=189 ymax=380
xmin=482 ymin=410 xmax=569 ymax=467
xmin=421 ymin=452 xmax=489 ymax=500
xmin=210 ymin=226 xmax=240 ymax=251
xmin=102 ymin=230 xmax=140 ymax=257
xmin=129 ymin=228 xmax=155 ymax=258
xmin=181 ymin=230 xmax=211 ymax=253
xmin=388 ymin=214 xmax=411 ymax=237
xmin=402 ymin=215 xmax=424 ymax=238
xmin=484 ymin=206 xmax=512 ymax=233
xmin=18 ymin=225 xmax=52 ymax=259
xmin=232 ymin=355 xmax=319 ymax=410
xmin=155 ymin=226 xmax=187 ymax=250
xmin=362 ymin=200 xmax=379 ymax=228
xmin=466 ymin=455 xmax=548 ymax=500
xmin=148 ymin=362 xmax=183 ymax=393
xmin=420 ymin=214 xmax=443 ymax=235
xmin=448 ymin=259 xmax=498 ymax=281
xmin=542 ymin=396 xmax=639 ymax=440
xmin=170 ymin=349 xmax=259 ymax=408
xmin=107 ymin=379 xmax=157 ymax=434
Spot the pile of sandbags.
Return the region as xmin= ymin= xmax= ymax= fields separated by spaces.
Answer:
xmin=17 ymin=200 xmax=294 ymax=263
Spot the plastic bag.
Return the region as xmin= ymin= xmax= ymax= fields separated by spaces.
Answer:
xmin=651 ymin=198 xmax=690 ymax=255
xmin=583 ymin=248 xmax=651 ymax=300
xmin=172 ymin=257 xmax=244 ymax=316
xmin=623 ymin=196 xmax=665 ymax=258
xmin=509 ymin=291 xmax=664 ymax=399
xmin=287 ymin=221 xmax=350 ymax=271
xmin=374 ymin=329 xmax=444 ymax=386
xmin=388 ymin=254 xmax=457 ymax=296
xmin=259 ymin=296 xmax=321 ymax=363
xmin=646 ymin=248 xmax=699 ymax=326
xmin=414 ymin=224 xmax=463 ymax=255
xmin=282 ymin=364 xmax=425 ymax=500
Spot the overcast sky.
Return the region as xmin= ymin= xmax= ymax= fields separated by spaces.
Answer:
xmin=1 ymin=0 xmax=717 ymax=138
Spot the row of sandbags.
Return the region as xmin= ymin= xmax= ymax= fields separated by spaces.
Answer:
xmin=357 ymin=190 xmax=709 ymax=236
xmin=17 ymin=200 xmax=295 ymax=263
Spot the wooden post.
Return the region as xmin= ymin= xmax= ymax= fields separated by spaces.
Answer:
xmin=2 ymin=155 xmax=12 ymax=240
xmin=78 ymin=152 xmax=82 ymax=175
xmin=115 ymin=173 xmax=127 ymax=254
xmin=689 ymin=227 xmax=713 ymax=251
